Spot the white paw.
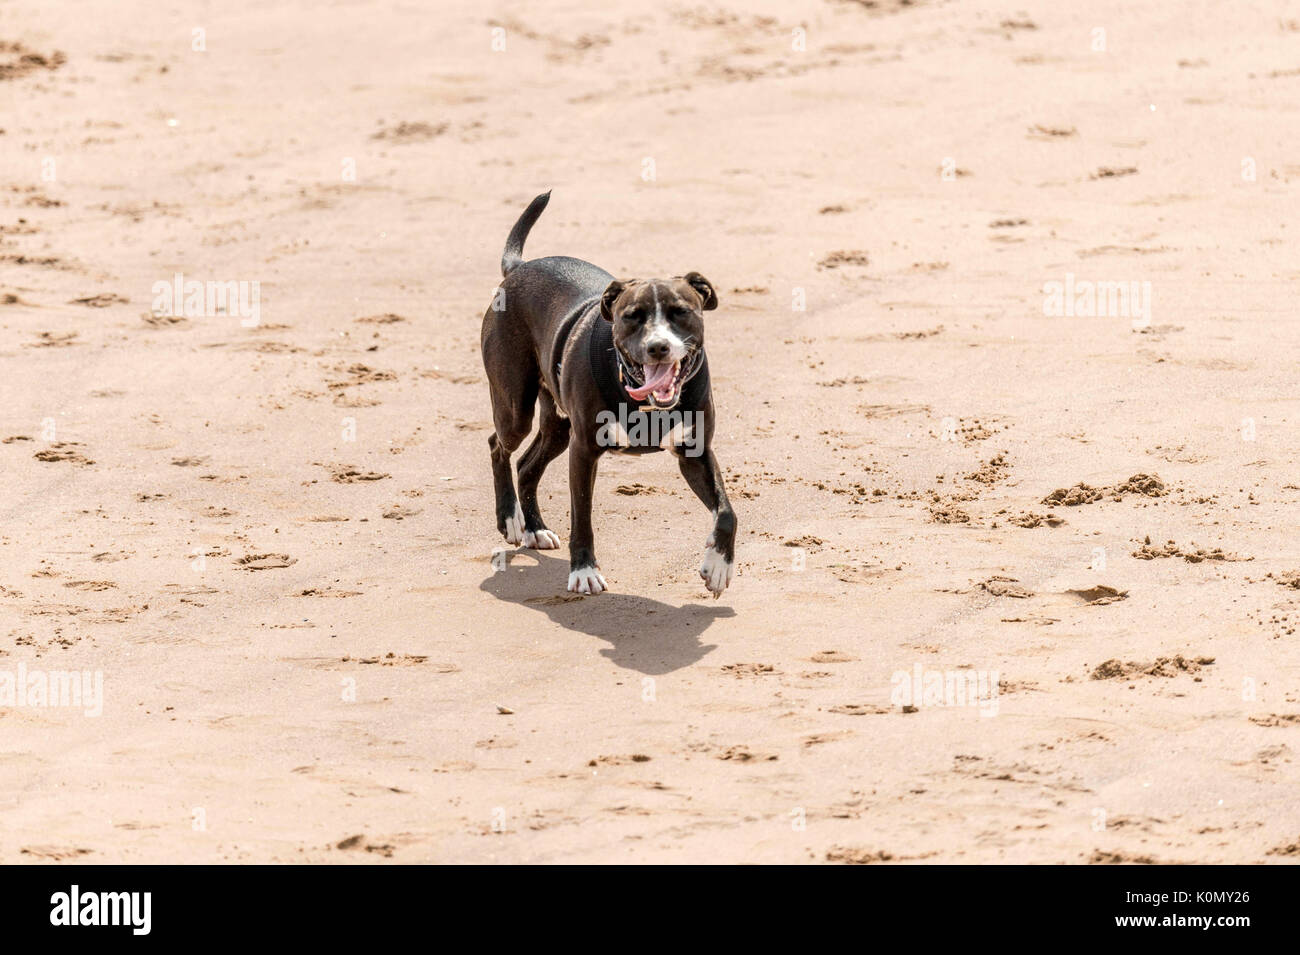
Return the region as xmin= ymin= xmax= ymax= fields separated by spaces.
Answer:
xmin=699 ymin=546 xmax=734 ymax=597
xmin=503 ymin=502 xmax=525 ymax=545
xmin=522 ymin=528 xmax=561 ymax=549
xmin=567 ymin=565 xmax=608 ymax=595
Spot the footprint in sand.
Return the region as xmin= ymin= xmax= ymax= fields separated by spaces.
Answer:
xmin=236 ymin=553 xmax=297 ymax=571
xmin=321 ymin=463 xmax=390 ymax=483
xmin=809 ymin=650 xmax=856 ymax=664
xmin=25 ymin=331 xmax=79 ymax=348
xmin=720 ymin=662 xmax=778 ymax=678
xmin=828 ymin=703 xmax=891 ymax=716
xmin=1066 ymin=586 xmax=1128 ymax=605
xmin=68 ymin=293 xmax=128 ymax=307
xmin=34 ymin=443 xmax=94 ymax=465
xmin=0 ymin=42 xmax=66 ymax=81
xmin=1090 ymin=655 xmax=1212 ymax=679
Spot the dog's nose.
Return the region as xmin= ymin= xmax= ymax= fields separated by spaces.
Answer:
xmin=645 ymin=339 xmax=670 ymax=361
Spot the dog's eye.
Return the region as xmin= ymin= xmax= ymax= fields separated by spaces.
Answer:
xmin=624 ymin=310 xmax=647 ymax=324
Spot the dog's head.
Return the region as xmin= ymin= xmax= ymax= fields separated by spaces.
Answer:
xmin=600 ymin=272 xmax=717 ymax=409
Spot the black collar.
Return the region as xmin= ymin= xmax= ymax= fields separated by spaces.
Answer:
xmin=588 ymin=316 xmax=709 ymax=413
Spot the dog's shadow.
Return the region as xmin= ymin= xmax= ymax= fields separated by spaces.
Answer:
xmin=479 ymin=550 xmax=732 ymax=675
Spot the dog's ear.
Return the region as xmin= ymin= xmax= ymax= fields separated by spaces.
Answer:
xmin=684 ymin=271 xmax=718 ymax=311
xmin=600 ymin=280 xmax=627 ymax=322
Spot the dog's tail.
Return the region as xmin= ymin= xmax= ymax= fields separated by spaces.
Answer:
xmin=501 ymin=190 xmax=552 ymax=277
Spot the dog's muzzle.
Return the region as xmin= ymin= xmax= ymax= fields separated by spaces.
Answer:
xmin=619 ymin=349 xmax=704 ymax=410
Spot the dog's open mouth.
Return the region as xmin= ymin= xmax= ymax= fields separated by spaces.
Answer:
xmin=625 ymin=360 xmax=682 ymax=407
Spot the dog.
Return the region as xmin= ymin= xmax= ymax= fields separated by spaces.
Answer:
xmin=481 ymin=191 xmax=736 ymax=597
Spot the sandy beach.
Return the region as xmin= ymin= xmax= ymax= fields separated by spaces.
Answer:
xmin=2 ymin=0 xmax=1299 ymax=863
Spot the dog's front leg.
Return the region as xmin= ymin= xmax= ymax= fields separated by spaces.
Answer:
xmin=566 ymin=440 xmax=607 ymax=595
xmin=677 ymin=448 xmax=736 ymax=597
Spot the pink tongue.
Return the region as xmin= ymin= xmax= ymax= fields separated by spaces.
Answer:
xmin=627 ymin=362 xmax=674 ymax=400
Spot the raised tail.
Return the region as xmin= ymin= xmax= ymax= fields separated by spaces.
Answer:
xmin=501 ymin=190 xmax=552 ymax=277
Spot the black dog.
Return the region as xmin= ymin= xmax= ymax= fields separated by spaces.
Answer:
xmin=481 ymin=191 xmax=736 ymax=597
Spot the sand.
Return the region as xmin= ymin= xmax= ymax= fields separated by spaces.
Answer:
xmin=2 ymin=0 xmax=1299 ymax=864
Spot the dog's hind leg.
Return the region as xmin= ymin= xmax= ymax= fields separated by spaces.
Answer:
xmin=484 ymin=331 xmax=539 ymax=546
xmin=489 ymin=430 xmax=524 ymax=544
xmin=515 ymin=390 xmax=569 ymax=549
